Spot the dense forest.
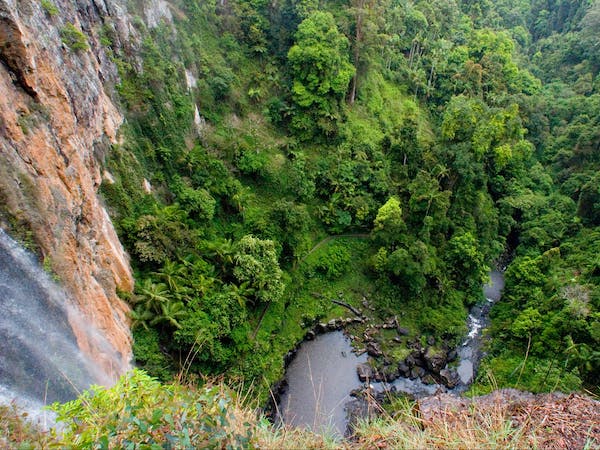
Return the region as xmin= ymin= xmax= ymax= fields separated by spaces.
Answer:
xmin=95 ymin=0 xmax=599 ymax=398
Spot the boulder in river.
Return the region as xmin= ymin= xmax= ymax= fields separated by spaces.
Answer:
xmin=357 ymin=363 xmax=374 ymax=382
xmin=316 ymin=323 xmax=328 ymax=333
xmin=439 ymin=368 xmax=460 ymax=388
xmin=367 ymin=341 xmax=383 ymax=357
xmin=447 ymin=349 xmax=457 ymax=362
xmin=422 ymin=374 xmax=437 ymax=385
xmin=424 ymin=347 xmax=447 ymax=373
xmin=381 ymin=365 xmax=400 ymax=381
xmin=410 ymin=366 xmax=425 ymax=379
xmin=327 ymin=319 xmax=339 ymax=330
xmin=412 ymin=353 xmax=425 ymax=367
xmin=398 ymin=361 xmax=410 ymax=376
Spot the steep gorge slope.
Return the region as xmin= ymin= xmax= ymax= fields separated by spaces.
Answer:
xmin=0 ymin=0 xmax=135 ymax=370
xmin=0 ymin=0 xmax=597 ymax=403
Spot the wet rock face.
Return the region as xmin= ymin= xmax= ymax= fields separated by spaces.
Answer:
xmin=0 ymin=0 xmax=135 ymax=373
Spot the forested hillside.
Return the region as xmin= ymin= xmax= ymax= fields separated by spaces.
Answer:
xmin=95 ymin=0 xmax=599 ymax=397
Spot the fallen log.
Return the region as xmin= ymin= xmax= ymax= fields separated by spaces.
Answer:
xmin=331 ymin=299 xmax=363 ymax=317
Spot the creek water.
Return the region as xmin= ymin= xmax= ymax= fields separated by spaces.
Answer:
xmin=279 ymin=270 xmax=505 ymax=437
xmin=278 ymin=332 xmax=367 ymax=436
xmin=0 ymin=230 xmax=121 ymax=426
xmin=454 ymin=270 xmax=505 ymax=386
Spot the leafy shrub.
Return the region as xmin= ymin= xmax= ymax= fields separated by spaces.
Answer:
xmin=236 ymin=147 xmax=268 ymax=177
xmin=314 ymin=244 xmax=351 ymax=279
xmin=178 ymin=186 xmax=216 ymax=221
xmin=50 ymin=370 xmax=252 ymax=448
xmin=40 ymin=0 xmax=59 ymax=16
xmin=132 ymin=328 xmax=174 ymax=380
xmin=60 ymin=23 xmax=89 ymax=52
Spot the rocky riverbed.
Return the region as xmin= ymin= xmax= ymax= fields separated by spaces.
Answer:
xmin=278 ymin=270 xmax=505 ymax=437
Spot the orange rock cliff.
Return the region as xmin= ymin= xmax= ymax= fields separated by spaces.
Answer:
xmin=0 ymin=0 xmax=137 ymax=376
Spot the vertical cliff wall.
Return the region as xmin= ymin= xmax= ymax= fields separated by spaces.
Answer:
xmin=0 ymin=0 xmax=135 ymax=373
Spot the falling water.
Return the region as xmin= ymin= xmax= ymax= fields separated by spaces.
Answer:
xmin=0 ymin=229 xmax=125 ymax=423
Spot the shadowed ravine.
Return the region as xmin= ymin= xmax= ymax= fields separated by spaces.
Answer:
xmin=279 ymin=270 xmax=505 ymax=437
xmin=0 ymin=230 xmax=124 ymax=419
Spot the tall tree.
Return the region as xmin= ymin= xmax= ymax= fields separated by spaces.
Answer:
xmin=347 ymin=0 xmax=385 ymax=104
xmin=287 ymin=11 xmax=355 ymax=138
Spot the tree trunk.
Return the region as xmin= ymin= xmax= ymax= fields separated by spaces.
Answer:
xmin=516 ymin=334 xmax=532 ymax=387
xmin=349 ymin=3 xmax=364 ymax=105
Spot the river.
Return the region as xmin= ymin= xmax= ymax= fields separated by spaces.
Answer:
xmin=279 ymin=270 xmax=505 ymax=437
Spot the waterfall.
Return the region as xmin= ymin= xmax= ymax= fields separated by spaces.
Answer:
xmin=0 ymin=229 xmax=126 ymax=420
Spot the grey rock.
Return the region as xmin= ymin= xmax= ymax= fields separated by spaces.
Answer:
xmin=422 ymin=374 xmax=437 ymax=385
xmin=424 ymin=347 xmax=447 ymax=373
xmin=367 ymin=341 xmax=383 ymax=357
xmin=397 ymin=327 xmax=410 ymax=336
xmin=357 ymin=363 xmax=373 ymax=382
xmin=409 ymin=366 xmax=424 ymax=379
xmin=316 ymin=323 xmax=328 ymax=333
xmin=447 ymin=349 xmax=457 ymax=362
xmin=439 ymin=368 xmax=460 ymax=388
xmin=382 ymin=365 xmax=399 ymax=381
xmin=398 ymin=361 xmax=410 ymax=376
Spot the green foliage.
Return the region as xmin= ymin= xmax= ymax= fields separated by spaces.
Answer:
xmin=372 ymin=196 xmax=405 ymax=245
xmin=407 ymin=170 xmax=451 ymax=237
xmin=314 ymin=243 xmax=351 ymax=279
xmin=40 ymin=0 xmax=58 ymax=16
xmin=269 ymin=199 xmax=312 ymax=262
xmin=172 ymin=178 xmax=216 ymax=222
xmin=236 ymin=148 xmax=269 ymax=176
xmin=49 ymin=370 xmax=251 ymax=448
xmin=233 ymin=235 xmax=284 ymax=306
xmin=92 ymin=0 xmax=600 ymax=397
xmin=511 ymin=307 xmax=542 ymax=338
xmin=386 ymin=247 xmax=426 ymax=295
xmin=577 ymin=172 xmax=600 ymax=225
xmin=122 ymin=204 xmax=193 ymax=265
xmin=60 ymin=23 xmax=89 ymax=52
xmin=445 ymin=231 xmax=489 ymax=296
xmin=287 ymin=11 xmax=355 ymax=138
xmin=483 ymin=232 xmax=600 ymax=392
xmin=132 ymin=328 xmax=174 ymax=380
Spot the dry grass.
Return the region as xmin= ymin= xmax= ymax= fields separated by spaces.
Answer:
xmin=254 ymin=424 xmax=340 ymax=449
xmin=349 ymin=390 xmax=599 ymax=450
xmin=350 ymin=402 xmax=531 ymax=449
xmin=0 ymin=403 xmax=52 ymax=448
